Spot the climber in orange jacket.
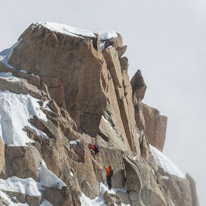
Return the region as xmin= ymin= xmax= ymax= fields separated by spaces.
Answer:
xmin=104 ymin=165 xmax=113 ymax=190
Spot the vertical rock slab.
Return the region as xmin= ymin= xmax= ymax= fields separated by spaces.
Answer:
xmin=102 ymin=47 xmax=140 ymax=154
xmin=140 ymin=104 xmax=167 ymax=151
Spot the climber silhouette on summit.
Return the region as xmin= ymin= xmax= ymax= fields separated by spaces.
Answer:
xmin=104 ymin=165 xmax=113 ymax=190
xmin=88 ymin=143 xmax=99 ymax=154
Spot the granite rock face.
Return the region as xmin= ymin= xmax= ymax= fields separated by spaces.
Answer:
xmin=0 ymin=22 xmax=199 ymax=206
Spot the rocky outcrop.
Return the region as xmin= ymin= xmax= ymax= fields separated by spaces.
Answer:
xmin=131 ymin=69 xmax=167 ymax=151
xmin=0 ymin=22 xmax=199 ymax=206
xmin=8 ymin=23 xmax=140 ymax=155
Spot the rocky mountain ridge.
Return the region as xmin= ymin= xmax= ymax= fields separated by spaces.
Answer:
xmin=0 ymin=22 xmax=199 ymax=206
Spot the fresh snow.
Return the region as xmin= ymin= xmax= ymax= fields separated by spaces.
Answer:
xmin=149 ymin=145 xmax=185 ymax=179
xmin=69 ymin=139 xmax=80 ymax=145
xmin=0 ymin=190 xmax=29 ymax=206
xmin=162 ymin=176 xmax=169 ymax=180
xmin=0 ymin=176 xmax=41 ymax=196
xmin=136 ymin=132 xmax=140 ymax=139
xmin=133 ymin=156 xmax=137 ymax=161
xmin=40 ymin=199 xmax=54 ymax=206
xmin=0 ymin=91 xmax=48 ymax=146
xmin=98 ymin=31 xmax=118 ymax=50
xmin=80 ymin=183 xmax=130 ymax=206
xmin=80 ymin=193 xmax=106 ymax=206
xmin=0 ymin=39 xmax=22 ymax=69
xmin=98 ymin=31 xmax=118 ymax=41
xmin=36 ymin=22 xmax=96 ymax=38
xmin=43 ymin=100 xmax=52 ymax=112
xmin=39 ymin=160 xmax=67 ymax=189
xmin=70 ymin=171 xmax=74 ymax=177
xmin=0 ymin=72 xmax=20 ymax=82
xmin=19 ymin=69 xmax=27 ymax=74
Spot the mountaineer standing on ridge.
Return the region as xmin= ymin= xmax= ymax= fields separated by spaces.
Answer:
xmin=104 ymin=165 xmax=113 ymax=190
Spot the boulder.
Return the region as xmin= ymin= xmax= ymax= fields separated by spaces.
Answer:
xmin=103 ymin=191 xmax=122 ymax=206
xmin=131 ymin=69 xmax=147 ymax=102
xmin=116 ymin=45 xmax=127 ymax=58
xmin=5 ymin=146 xmax=41 ymax=181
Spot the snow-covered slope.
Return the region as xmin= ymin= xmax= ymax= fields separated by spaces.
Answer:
xmin=0 ymin=91 xmax=48 ymax=146
xmin=150 ymin=145 xmax=185 ymax=179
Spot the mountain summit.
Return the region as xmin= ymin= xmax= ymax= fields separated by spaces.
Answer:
xmin=0 ymin=22 xmax=199 ymax=206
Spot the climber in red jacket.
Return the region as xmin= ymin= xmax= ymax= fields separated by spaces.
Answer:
xmin=104 ymin=165 xmax=113 ymax=190
xmin=88 ymin=143 xmax=99 ymax=154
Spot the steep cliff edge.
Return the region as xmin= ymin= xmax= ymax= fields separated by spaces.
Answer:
xmin=0 ymin=22 xmax=199 ymax=206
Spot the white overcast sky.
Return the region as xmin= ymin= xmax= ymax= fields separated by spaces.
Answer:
xmin=1 ymin=0 xmax=206 ymax=205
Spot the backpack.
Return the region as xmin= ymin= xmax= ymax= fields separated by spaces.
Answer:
xmin=109 ymin=169 xmax=113 ymax=177
xmin=95 ymin=144 xmax=99 ymax=153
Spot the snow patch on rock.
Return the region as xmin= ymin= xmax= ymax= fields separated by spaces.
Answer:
xmin=36 ymin=22 xmax=96 ymax=38
xmin=39 ymin=160 xmax=67 ymax=189
xmin=98 ymin=31 xmax=118 ymax=41
xmin=0 ymin=72 xmax=20 ymax=82
xmin=80 ymin=183 xmax=130 ymax=206
xmin=98 ymin=31 xmax=118 ymax=50
xmin=43 ymin=100 xmax=52 ymax=112
xmin=40 ymin=199 xmax=54 ymax=206
xmin=69 ymin=140 xmax=80 ymax=145
xmin=0 ymin=176 xmax=41 ymax=196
